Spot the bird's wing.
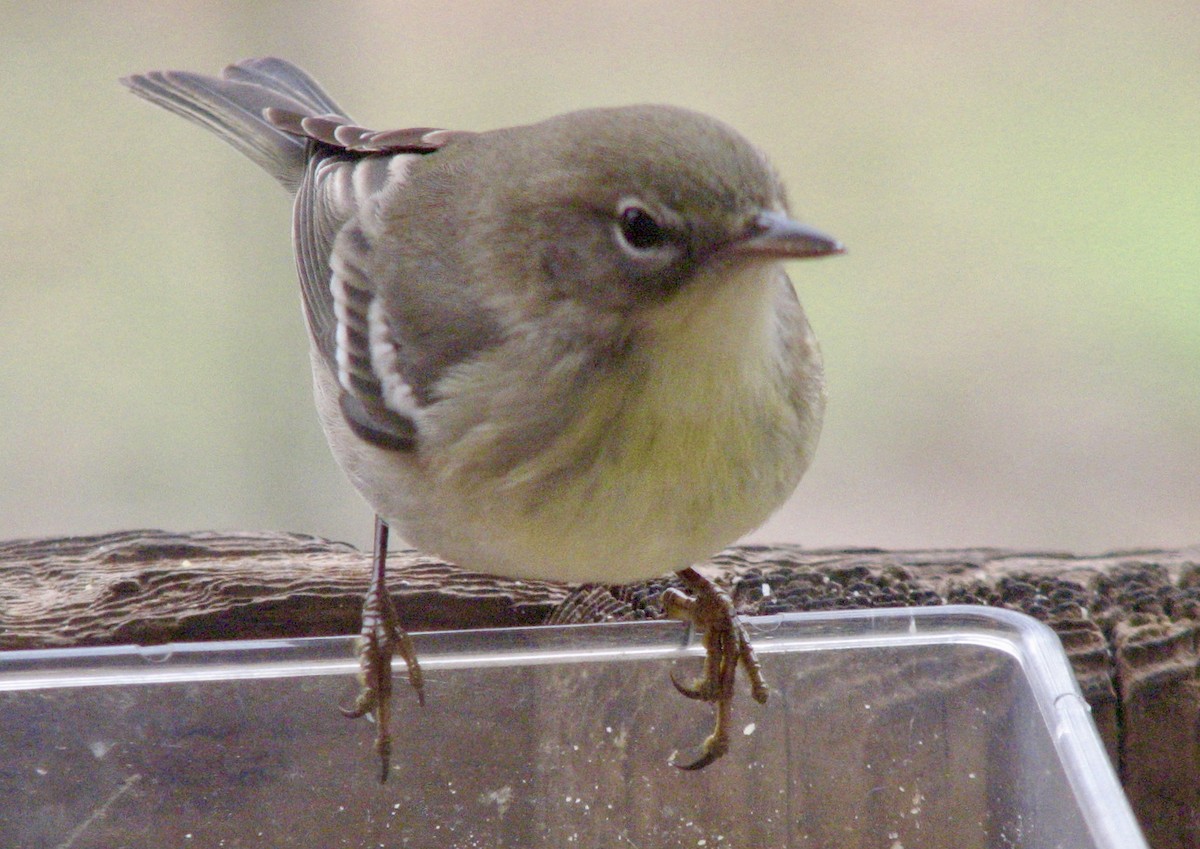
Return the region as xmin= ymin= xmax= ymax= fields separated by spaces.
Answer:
xmin=268 ymin=110 xmax=479 ymax=450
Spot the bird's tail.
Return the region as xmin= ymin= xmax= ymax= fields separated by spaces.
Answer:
xmin=121 ymin=57 xmax=348 ymax=192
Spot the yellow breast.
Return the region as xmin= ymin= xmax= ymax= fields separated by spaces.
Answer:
xmin=470 ymin=262 xmax=825 ymax=583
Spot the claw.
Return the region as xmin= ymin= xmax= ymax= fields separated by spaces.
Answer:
xmin=670 ymin=670 xmax=712 ymax=701
xmin=339 ymin=688 xmax=376 ymax=720
xmin=670 ymin=689 xmax=732 ymax=770
xmin=662 ymin=567 xmax=767 ymax=770
xmin=342 ymin=516 xmax=424 ymax=783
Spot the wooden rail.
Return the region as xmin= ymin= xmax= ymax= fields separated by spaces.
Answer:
xmin=2 ymin=531 xmax=1197 ymax=848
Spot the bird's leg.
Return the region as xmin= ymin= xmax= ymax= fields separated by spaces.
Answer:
xmin=340 ymin=516 xmax=424 ymax=783
xmin=661 ymin=566 xmax=768 ymax=770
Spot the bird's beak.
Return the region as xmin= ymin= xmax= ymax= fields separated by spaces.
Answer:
xmin=728 ymin=210 xmax=844 ymax=260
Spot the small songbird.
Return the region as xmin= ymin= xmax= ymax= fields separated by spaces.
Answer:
xmin=122 ymin=57 xmax=841 ymax=779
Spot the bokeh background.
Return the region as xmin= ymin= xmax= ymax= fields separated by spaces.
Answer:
xmin=2 ymin=2 xmax=1197 ymax=554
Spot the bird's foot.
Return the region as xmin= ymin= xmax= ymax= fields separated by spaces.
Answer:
xmin=340 ymin=584 xmax=424 ymax=782
xmin=340 ymin=517 xmax=423 ymax=783
xmin=661 ymin=567 xmax=768 ymax=770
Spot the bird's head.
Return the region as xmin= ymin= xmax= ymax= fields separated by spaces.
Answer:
xmin=467 ymin=104 xmax=842 ymax=316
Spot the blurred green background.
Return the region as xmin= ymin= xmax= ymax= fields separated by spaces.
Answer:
xmin=1 ymin=1 xmax=1196 ymax=554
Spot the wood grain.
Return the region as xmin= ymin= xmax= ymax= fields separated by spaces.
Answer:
xmin=2 ymin=531 xmax=1197 ymax=848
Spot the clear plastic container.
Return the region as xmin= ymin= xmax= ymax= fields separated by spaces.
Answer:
xmin=0 ymin=606 xmax=1145 ymax=848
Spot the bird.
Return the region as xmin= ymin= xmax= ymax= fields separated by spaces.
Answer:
xmin=121 ymin=57 xmax=841 ymax=780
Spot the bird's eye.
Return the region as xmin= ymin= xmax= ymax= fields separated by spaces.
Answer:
xmin=616 ymin=204 xmax=671 ymax=253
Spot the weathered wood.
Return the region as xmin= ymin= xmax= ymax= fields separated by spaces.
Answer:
xmin=1 ymin=531 xmax=1197 ymax=848
xmin=0 ymin=529 xmax=565 ymax=648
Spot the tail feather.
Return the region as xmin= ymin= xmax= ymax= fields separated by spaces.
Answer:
xmin=220 ymin=57 xmax=345 ymax=117
xmin=121 ymin=57 xmax=349 ymax=192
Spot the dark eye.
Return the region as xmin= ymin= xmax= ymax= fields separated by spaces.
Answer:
xmin=617 ymin=204 xmax=670 ymax=252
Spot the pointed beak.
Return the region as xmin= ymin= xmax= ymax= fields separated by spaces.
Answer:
xmin=728 ymin=210 xmax=844 ymax=260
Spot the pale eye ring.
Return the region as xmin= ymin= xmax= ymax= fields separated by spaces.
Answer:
xmin=614 ymin=200 xmax=672 ymax=255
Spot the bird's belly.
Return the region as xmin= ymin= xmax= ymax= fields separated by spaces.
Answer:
xmin=393 ymin=388 xmax=813 ymax=585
